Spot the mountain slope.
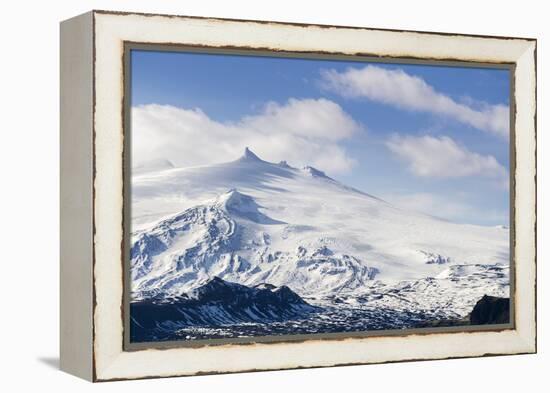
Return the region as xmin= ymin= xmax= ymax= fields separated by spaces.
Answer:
xmin=130 ymin=277 xmax=319 ymax=342
xmin=131 ymin=148 xmax=509 ymax=300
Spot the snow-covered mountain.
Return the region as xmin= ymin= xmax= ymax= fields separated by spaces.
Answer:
xmin=131 ymin=147 xmax=509 ymax=304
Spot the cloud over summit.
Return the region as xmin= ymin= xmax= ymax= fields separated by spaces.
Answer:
xmin=132 ymin=98 xmax=363 ymax=175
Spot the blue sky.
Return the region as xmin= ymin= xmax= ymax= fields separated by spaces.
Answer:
xmin=131 ymin=49 xmax=510 ymax=226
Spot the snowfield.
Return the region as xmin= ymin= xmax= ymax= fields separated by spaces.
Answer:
xmin=129 ymin=148 xmax=509 ymax=340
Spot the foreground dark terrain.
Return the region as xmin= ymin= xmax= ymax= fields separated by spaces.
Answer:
xmin=130 ymin=277 xmax=509 ymax=343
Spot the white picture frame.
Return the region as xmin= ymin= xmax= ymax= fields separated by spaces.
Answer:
xmin=60 ymin=10 xmax=536 ymax=381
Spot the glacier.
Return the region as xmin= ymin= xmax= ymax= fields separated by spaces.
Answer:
xmin=129 ymin=147 xmax=510 ymax=342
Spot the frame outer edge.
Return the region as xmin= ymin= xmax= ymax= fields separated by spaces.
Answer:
xmin=59 ymin=11 xmax=95 ymax=382
xmin=513 ymin=41 xmax=537 ymax=353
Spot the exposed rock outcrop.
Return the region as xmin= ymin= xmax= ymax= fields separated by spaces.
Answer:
xmin=470 ymin=295 xmax=510 ymax=325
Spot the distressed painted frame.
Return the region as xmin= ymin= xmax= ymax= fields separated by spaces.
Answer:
xmin=60 ymin=10 xmax=537 ymax=382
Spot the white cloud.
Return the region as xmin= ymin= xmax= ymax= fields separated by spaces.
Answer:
xmin=385 ymin=134 xmax=508 ymax=182
xmin=320 ymin=65 xmax=509 ymax=138
xmin=242 ymin=98 xmax=358 ymax=141
xmin=131 ymin=98 xmax=362 ymax=175
xmin=382 ymin=192 xmax=508 ymax=225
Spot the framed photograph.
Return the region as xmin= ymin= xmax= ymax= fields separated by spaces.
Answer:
xmin=60 ymin=10 xmax=537 ymax=381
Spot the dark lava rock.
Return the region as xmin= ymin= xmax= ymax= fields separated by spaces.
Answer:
xmin=470 ymin=295 xmax=510 ymax=325
xmin=414 ymin=295 xmax=510 ymax=329
xmin=415 ymin=317 xmax=470 ymax=328
xmin=130 ymin=277 xmax=320 ymax=342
